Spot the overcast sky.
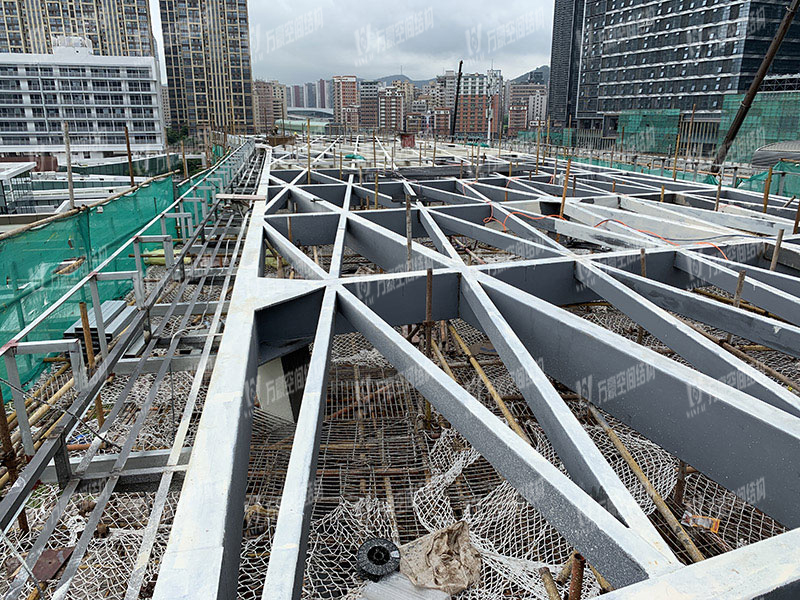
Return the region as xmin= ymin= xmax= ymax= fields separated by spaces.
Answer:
xmin=149 ymin=0 xmax=553 ymax=84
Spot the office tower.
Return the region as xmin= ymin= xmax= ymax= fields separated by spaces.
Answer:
xmin=549 ymin=0 xmax=800 ymax=130
xmin=316 ymin=79 xmax=328 ymax=109
xmin=0 ymin=0 xmax=156 ymax=56
xmin=547 ymin=0 xmax=585 ymax=127
xmin=160 ymin=0 xmax=255 ymax=138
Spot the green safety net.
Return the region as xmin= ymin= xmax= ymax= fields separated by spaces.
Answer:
xmin=735 ymin=160 xmax=800 ymax=196
xmin=0 ymin=177 xmax=175 ymax=396
xmin=345 ymin=153 xmax=366 ymax=160
xmin=176 ymin=145 xmax=229 ymax=197
xmin=618 ymin=109 xmax=681 ymax=156
xmin=718 ymin=92 xmax=800 ymax=164
xmin=70 ymin=154 xmax=184 ymax=177
xmin=562 ymin=155 xmax=719 ymax=184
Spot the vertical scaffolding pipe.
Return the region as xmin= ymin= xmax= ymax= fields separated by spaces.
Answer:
xmin=568 ymin=553 xmax=585 ymax=600
xmin=64 ymin=122 xmax=75 ymax=210
xmin=559 ymin=158 xmax=572 ymax=218
xmin=793 ymin=198 xmax=800 ymax=234
xmin=684 ymin=104 xmax=696 ymax=164
xmin=181 ymin=140 xmax=188 ymax=179
xmin=424 ymin=268 xmax=433 ymax=428
xmin=124 ymin=125 xmax=135 ymax=187
xmin=763 ymin=166 xmax=774 ymax=213
xmin=3 ymin=355 xmax=33 ymax=456
xmin=307 ymin=118 xmax=312 ymax=185
xmin=770 ymin=229 xmax=785 ymax=271
xmin=725 ymin=270 xmax=747 ymax=344
xmin=672 ymin=124 xmax=682 ymax=181
xmin=405 ymin=193 xmax=412 ymax=271
xmin=450 ymin=60 xmax=463 ymax=143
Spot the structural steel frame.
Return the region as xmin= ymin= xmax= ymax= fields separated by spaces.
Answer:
xmin=153 ymin=142 xmax=800 ymax=599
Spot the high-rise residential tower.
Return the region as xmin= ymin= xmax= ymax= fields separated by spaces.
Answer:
xmin=160 ymin=0 xmax=255 ymax=138
xmin=359 ymin=80 xmax=380 ymax=129
xmin=0 ymin=0 xmax=156 ymax=56
xmin=332 ymin=75 xmax=358 ymax=124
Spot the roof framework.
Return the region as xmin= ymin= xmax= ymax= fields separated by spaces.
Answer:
xmin=153 ymin=137 xmax=800 ymax=599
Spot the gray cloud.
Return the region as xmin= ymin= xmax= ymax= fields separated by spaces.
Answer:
xmin=151 ymin=0 xmax=553 ymax=84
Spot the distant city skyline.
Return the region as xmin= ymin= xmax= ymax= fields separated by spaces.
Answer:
xmin=150 ymin=0 xmax=552 ymax=84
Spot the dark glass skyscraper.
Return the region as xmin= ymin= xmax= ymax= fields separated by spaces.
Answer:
xmin=549 ymin=0 xmax=800 ymax=130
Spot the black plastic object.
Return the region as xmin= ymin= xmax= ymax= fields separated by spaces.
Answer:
xmin=356 ymin=537 xmax=401 ymax=582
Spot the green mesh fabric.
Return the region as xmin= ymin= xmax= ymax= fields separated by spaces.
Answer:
xmin=735 ymin=160 xmax=800 ymax=196
xmin=70 ymin=154 xmax=184 ymax=177
xmin=717 ymin=92 xmax=800 ymax=164
xmin=618 ymin=109 xmax=681 ymax=156
xmin=0 ymin=177 xmax=174 ymax=393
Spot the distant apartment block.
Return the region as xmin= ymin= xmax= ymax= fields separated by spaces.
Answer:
xmin=304 ymin=82 xmax=316 ymax=108
xmin=508 ymin=81 xmax=547 ymax=132
xmin=455 ymin=95 xmax=501 ymax=138
xmin=378 ymin=88 xmax=404 ymax=131
xmin=160 ymin=0 xmax=254 ymax=138
xmin=432 ymin=108 xmax=450 ymax=136
xmin=253 ymin=79 xmax=287 ymax=133
xmin=508 ymin=105 xmax=528 ymax=135
xmin=0 ymin=0 xmax=156 ymax=56
xmin=333 ymin=75 xmax=358 ymax=124
xmin=316 ymin=79 xmax=328 ymax=108
xmin=359 ymin=80 xmax=379 ymax=129
xmin=392 ymin=79 xmax=416 ymax=113
xmin=0 ymin=37 xmax=165 ymax=162
xmin=342 ymin=105 xmax=359 ymax=131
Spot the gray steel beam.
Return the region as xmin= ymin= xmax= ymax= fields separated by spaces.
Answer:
xmin=575 ymin=260 xmax=800 ymax=417
xmin=479 ymin=273 xmax=800 ymax=528
xmin=460 ymin=273 xmax=677 ymax=561
xmin=262 ymin=286 xmax=337 ymax=600
xmin=337 ymin=286 xmax=678 ymax=588
xmin=675 ymin=251 xmax=800 ymax=323
xmin=431 ymin=210 xmax=560 ymax=259
xmin=604 ymin=265 xmax=800 ymax=360
xmin=602 ymin=528 xmax=800 ymax=599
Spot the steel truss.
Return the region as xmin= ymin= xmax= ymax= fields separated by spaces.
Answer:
xmin=149 ymin=142 xmax=800 ymax=599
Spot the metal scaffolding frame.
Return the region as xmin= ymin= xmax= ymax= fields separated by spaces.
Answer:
xmin=0 ymin=139 xmax=261 ymax=600
xmin=151 ymin=140 xmax=800 ymax=599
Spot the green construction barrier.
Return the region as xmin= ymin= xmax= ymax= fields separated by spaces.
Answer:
xmin=735 ymin=160 xmax=800 ymax=197
xmin=0 ymin=177 xmax=175 ymax=395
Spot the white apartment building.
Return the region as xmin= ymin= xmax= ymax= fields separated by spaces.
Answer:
xmin=0 ymin=37 xmax=165 ymax=163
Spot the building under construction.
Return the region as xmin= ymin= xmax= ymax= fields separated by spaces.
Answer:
xmin=1 ymin=133 xmax=800 ymax=599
